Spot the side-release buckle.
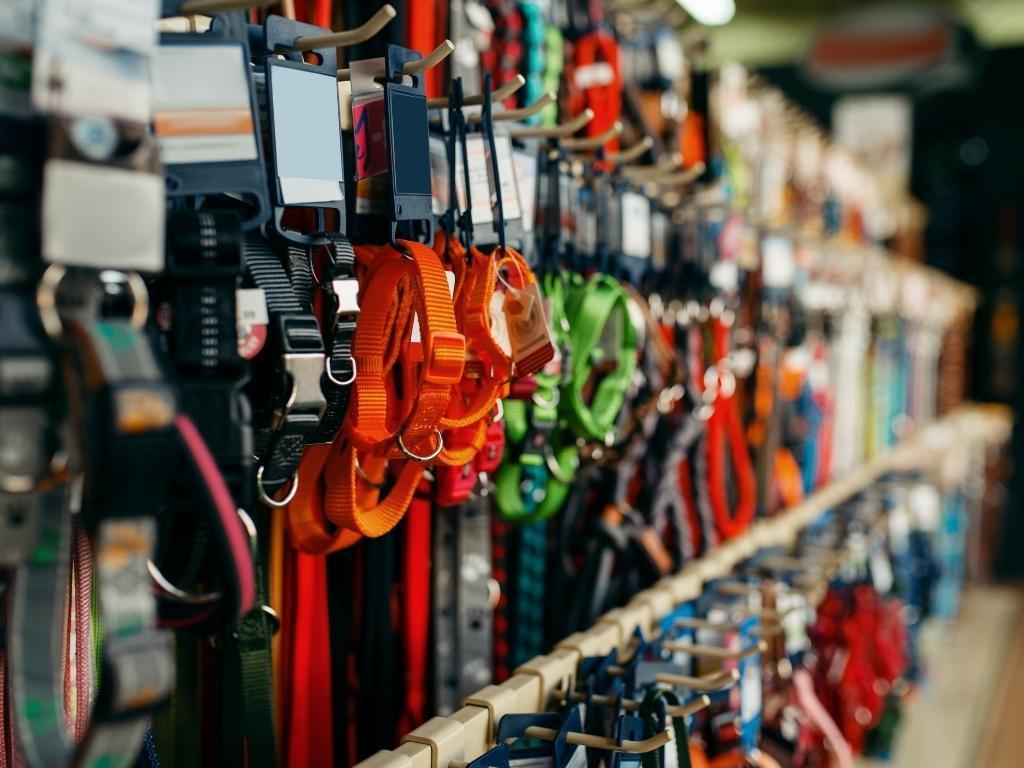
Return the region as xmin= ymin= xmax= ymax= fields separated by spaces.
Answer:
xmin=283 ymin=353 xmax=327 ymax=416
xmin=332 ymin=278 xmax=360 ymax=317
xmin=423 ymin=330 xmax=467 ymax=385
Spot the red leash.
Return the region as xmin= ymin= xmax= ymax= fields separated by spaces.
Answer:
xmin=705 ymin=312 xmax=757 ymax=539
xmin=571 ymin=28 xmax=622 ymax=151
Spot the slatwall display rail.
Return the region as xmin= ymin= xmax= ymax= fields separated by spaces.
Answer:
xmin=359 ymin=403 xmax=1013 ymax=768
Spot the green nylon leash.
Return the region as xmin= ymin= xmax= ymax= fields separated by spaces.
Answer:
xmin=563 ymin=272 xmax=639 ymax=444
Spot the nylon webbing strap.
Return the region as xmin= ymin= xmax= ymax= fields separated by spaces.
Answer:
xmin=160 ymin=211 xmax=253 ymax=632
xmin=307 ymin=234 xmax=358 ymax=445
xmin=243 ymin=232 xmax=325 ymax=496
xmin=218 ymin=503 xmax=277 ymax=768
xmin=638 ymin=687 xmax=693 ymax=768
xmin=511 ymin=519 xmax=547 ymax=667
xmin=8 ymin=484 xmax=73 ymax=767
xmin=564 ymin=273 xmax=638 ymax=444
xmin=433 ymin=503 xmax=459 ymax=713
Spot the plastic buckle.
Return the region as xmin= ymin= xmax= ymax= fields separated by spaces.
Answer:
xmin=423 ymin=330 xmax=466 ymax=385
xmin=474 ymin=420 xmax=505 ymax=474
xmin=436 ymin=462 xmax=477 ymax=507
xmin=332 ymin=278 xmax=360 ymax=317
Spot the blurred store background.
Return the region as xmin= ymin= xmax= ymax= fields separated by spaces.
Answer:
xmin=700 ymin=2 xmax=1023 ymax=765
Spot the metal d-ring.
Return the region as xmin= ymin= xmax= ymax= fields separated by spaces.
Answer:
xmin=354 ymin=455 xmax=387 ymax=489
xmin=396 ymin=428 xmax=444 ymax=462
xmin=543 ymin=444 xmax=576 ymax=485
xmin=148 ymin=559 xmax=223 ymax=605
xmin=255 ymin=464 xmax=298 ymax=508
xmin=237 ymin=507 xmax=258 ymax=552
xmin=491 ymin=398 xmax=504 ymax=423
xmin=532 ymin=388 xmax=560 ymax=411
xmin=36 ymin=264 xmax=66 ymax=339
xmin=326 ymin=356 xmax=357 ymax=387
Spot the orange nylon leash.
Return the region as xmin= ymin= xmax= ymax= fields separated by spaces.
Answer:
xmin=324 ymin=240 xmax=465 ymax=537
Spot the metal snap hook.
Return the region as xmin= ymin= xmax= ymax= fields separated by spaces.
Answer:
xmin=396 ymin=428 xmax=444 ymax=462
xmin=255 ymin=465 xmax=298 ymax=508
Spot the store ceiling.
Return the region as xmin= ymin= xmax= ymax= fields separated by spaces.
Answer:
xmin=702 ymin=0 xmax=1024 ymax=67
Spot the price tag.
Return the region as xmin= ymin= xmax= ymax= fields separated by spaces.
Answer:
xmin=504 ymin=282 xmax=555 ymax=376
xmin=428 ymin=134 xmax=450 ymax=216
xmin=621 ymin=191 xmax=651 ymax=258
xmin=463 ymin=133 xmax=493 ymax=225
xmin=651 ymin=211 xmax=668 ymax=270
xmin=574 ymin=62 xmax=614 ymax=89
xmin=762 ymin=234 xmax=796 ymax=290
xmin=236 ymin=288 xmax=268 ymax=360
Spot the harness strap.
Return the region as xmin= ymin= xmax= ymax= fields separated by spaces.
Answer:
xmin=435 ymin=235 xmax=512 ymax=471
xmin=397 ymin=489 xmax=431 ymax=733
xmin=218 ymin=503 xmax=277 ymax=768
xmin=324 ymin=240 xmax=464 ymax=537
xmin=243 ymin=233 xmax=325 ymax=497
xmin=285 ymin=233 xmax=361 ymax=555
xmin=564 ymin=273 xmax=638 ymax=444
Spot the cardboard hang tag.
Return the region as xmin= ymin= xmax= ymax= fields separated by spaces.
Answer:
xmin=503 ymin=281 xmax=555 ymax=377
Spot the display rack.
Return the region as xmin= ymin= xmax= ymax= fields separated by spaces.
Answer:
xmin=357 ymin=403 xmax=1013 ymax=768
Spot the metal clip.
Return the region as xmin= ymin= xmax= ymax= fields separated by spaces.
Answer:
xmin=283 ymin=353 xmax=327 ymax=415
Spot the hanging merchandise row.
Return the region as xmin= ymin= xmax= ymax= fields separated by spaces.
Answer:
xmin=0 ymin=1 xmax=1008 ymax=768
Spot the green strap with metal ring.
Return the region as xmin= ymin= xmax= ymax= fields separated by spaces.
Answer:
xmin=563 ymin=273 xmax=638 ymax=444
xmin=495 ymin=273 xmax=578 ymax=523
